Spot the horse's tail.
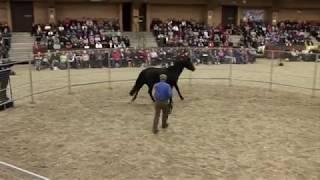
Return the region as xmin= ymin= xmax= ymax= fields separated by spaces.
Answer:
xmin=129 ymin=71 xmax=145 ymax=96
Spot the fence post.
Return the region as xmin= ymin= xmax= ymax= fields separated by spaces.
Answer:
xmin=269 ymin=51 xmax=274 ymax=91
xmin=143 ymin=34 xmax=146 ymax=49
xmin=189 ymin=48 xmax=193 ymax=86
xmin=67 ymin=57 xmax=72 ymax=95
xmin=108 ymin=49 xmax=112 ymax=89
xmin=28 ymin=54 xmax=35 ymax=104
xmin=312 ymin=58 xmax=318 ymax=97
xmin=8 ymin=76 xmax=13 ymax=103
xmin=229 ymin=58 xmax=233 ymax=87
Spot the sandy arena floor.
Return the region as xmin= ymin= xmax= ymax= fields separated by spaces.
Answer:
xmin=0 ymin=60 xmax=320 ymax=180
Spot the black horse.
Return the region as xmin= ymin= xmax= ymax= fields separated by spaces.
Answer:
xmin=129 ymin=58 xmax=195 ymax=102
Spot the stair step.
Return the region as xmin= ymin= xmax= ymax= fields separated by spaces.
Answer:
xmin=11 ymin=33 xmax=32 ymax=35
xmin=11 ymin=42 xmax=34 ymax=45
xmin=11 ymin=39 xmax=34 ymax=42
xmin=10 ymin=47 xmax=32 ymax=50
xmin=11 ymin=39 xmax=34 ymax=41
xmin=9 ymin=33 xmax=35 ymax=61
xmin=11 ymin=36 xmax=33 ymax=39
xmin=9 ymin=50 xmax=32 ymax=53
xmin=9 ymin=55 xmax=32 ymax=59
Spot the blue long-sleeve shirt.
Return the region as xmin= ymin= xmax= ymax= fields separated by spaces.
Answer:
xmin=154 ymin=81 xmax=172 ymax=102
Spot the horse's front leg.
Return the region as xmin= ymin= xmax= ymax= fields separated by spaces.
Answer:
xmin=131 ymin=87 xmax=141 ymax=102
xmin=174 ymin=83 xmax=184 ymax=100
xmin=131 ymin=92 xmax=138 ymax=102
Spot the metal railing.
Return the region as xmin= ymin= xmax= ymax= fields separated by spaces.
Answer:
xmin=1 ymin=47 xmax=319 ymax=107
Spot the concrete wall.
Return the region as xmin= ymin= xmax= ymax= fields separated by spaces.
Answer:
xmin=2 ymin=0 xmax=320 ymax=29
xmin=148 ymin=4 xmax=207 ymax=22
xmin=278 ymin=9 xmax=320 ymax=21
xmin=0 ymin=1 xmax=8 ymax=24
xmin=33 ymin=2 xmax=49 ymax=24
xmin=143 ymin=0 xmax=208 ymax=5
xmin=277 ymin=0 xmax=320 ymax=9
xmin=208 ymin=6 xmax=222 ymax=26
xmin=222 ymin=0 xmax=272 ymax=7
xmin=33 ymin=2 xmax=121 ymax=24
xmin=237 ymin=7 xmax=319 ymax=24
xmin=55 ymin=2 xmax=120 ymax=21
xmin=237 ymin=7 xmax=269 ymax=24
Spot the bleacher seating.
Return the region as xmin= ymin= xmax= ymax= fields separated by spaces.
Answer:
xmin=151 ymin=19 xmax=320 ymax=55
xmin=32 ymin=18 xmax=130 ymax=53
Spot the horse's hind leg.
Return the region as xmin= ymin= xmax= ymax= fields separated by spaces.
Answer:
xmin=148 ymin=86 xmax=155 ymax=102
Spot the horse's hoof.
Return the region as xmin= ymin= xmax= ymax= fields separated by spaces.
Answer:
xmin=180 ymin=97 xmax=185 ymax=100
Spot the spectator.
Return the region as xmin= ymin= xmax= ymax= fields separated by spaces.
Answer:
xmin=82 ymin=51 xmax=90 ymax=68
xmin=50 ymin=51 xmax=60 ymax=70
xmin=59 ymin=52 xmax=68 ymax=69
xmin=0 ymin=23 xmax=11 ymax=60
xmin=32 ymin=18 xmax=130 ymax=51
xmin=111 ymin=49 xmax=121 ymax=68
xmin=34 ymin=52 xmax=43 ymax=71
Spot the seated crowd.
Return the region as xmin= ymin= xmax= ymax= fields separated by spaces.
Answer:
xmin=31 ymin=17 xmax=319 ymax=70
xmin=151 ymin=19 xmax=237 ymax=47
xmin=240 ymin=20 xmax=318 ymax=50
xmin=0 ymin=23 xmax=11 ymax=61
xmin=151 ymin=18 xmax=319 ymax=53
xmin=32 ymin=18 xmax=130 ymax=53
xmin=33 ymin=47 xmax=258 ymax=70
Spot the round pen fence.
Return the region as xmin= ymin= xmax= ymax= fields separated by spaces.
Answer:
xmin=2 ymin=47 xmax=320 ymax=107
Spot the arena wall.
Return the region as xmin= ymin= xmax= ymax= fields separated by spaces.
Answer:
xmin=237 ymin=7 xmax=271 ymax=24
xmin=33 ymin=2 xmax=49 ymax=24
xmin=208 ymin=6 xmax=222 ymax=26
xmin=222 ymin=0 xmax=272 ymax=7
xmin=278 ymin=9 xmax=320 ymax=21
xmin=2 ymin=0 xmax=320 ymax=31
xmin=0 ymin=1 xmax=8 ymax=24
xmin=54 ymin=2 xmax=120 ymax=21
xmin=146 ymin=0 xmax=207 ymax=5
xmin=148 ymin=4 xmax=207 ymax=23
xmin=278 ymin=0 xmax=320 ymax=9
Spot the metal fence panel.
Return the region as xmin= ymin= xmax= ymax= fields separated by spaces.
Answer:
xmin=3 ymin=47 xmax=320 ymax=106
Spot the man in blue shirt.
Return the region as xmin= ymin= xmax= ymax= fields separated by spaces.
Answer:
xmin=152 ymin=74 xmax=172 ymax=134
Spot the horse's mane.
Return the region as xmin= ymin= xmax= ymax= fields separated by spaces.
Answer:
xmin=165 ymin=61 xmax=187 ymax=75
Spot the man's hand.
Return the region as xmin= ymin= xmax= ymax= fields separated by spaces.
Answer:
xmin=168 ymin=102 xmax=173 ymax=114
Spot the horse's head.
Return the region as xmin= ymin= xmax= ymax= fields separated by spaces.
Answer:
xmin=177 ymin=57 xmax=196 ymax=71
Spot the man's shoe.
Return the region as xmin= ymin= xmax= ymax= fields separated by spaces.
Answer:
xmin=162 ymin=124 xmax=169 ymax=129
xmin=153 ymin=129 xmax=159 ymax=134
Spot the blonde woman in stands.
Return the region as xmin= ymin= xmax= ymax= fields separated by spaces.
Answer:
xmin=34 ymin=52 xmax=43 ymax=71
xmin=82 ymin=51 xmax=90 ymax=68
xmin=59 ymin=52 xmax=68 ymax=69
xmin=120 ymin=41 xmax=126 ymax=48
xmin=95 ymin=41 xmax=103 ymax=49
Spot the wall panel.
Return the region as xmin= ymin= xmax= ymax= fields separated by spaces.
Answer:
xmin=149 ymin=4 xmax=206 ymax=22
xmin=210 ymin=6 xmax=222 ymax=26
xmin=55 ymin=3 xmax=120 ymax=20
xmin=0 ymin=2 xmax=8 ymax=24
xmin=33 ymin=2 xmax=48 ymax=24
xmin=278 ymin=9 xmax=320 ymax=21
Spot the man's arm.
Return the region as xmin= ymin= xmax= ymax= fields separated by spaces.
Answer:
xmin=167 ymin=85 xmax=173 ymax=114
xmin=167 ymin=84 xmax=172 ymax=98
xmin=153 ymin=83 xmax=158 ymax=99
